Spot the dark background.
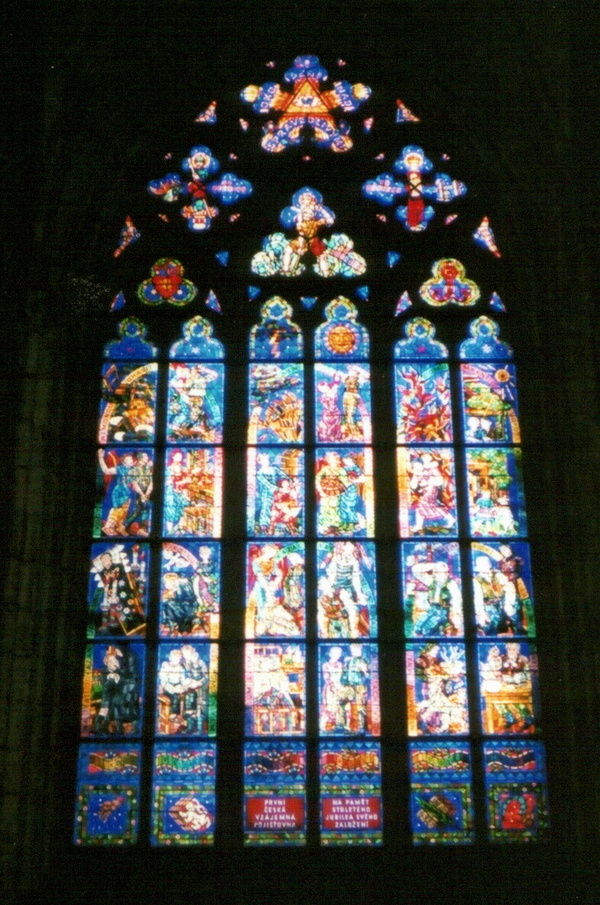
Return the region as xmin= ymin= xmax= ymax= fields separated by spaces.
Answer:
xmin=1 ymin=1 xmax=598 ymax=903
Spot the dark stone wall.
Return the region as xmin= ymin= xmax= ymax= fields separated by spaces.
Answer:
xmin=1 ymin=2 xmax=598 ymax=903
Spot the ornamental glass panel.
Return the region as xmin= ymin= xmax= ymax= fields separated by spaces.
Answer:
xmin=408 ymin=741 xmax=474 ymax=844
xmin=319 ymin=741 xmax=382 ymax=845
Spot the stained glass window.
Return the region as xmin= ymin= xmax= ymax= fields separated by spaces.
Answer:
xmin=395 ymin=313 xmax=548 ymax=843
xmin=395 ymin=319 xmax=468 ymax=820
xmin=315 ymin=299 xmax=382 ymax=844
xmin=76 ymin=315 xmax=224 ymax=846
xmin=77 ymin=54 xmax=549 ymax=849
xmin=244 ymin=299 xmax=307 ymax=843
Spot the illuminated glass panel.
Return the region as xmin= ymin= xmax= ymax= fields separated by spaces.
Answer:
xmin=245 ymin=300 xmax=305 ymax=845
xmin=314 ymin=297 xmax=369 ymax=360
xmin=408 ymin=741 xmax=474 ymax=844
xmin=314 ymin=363 xmax=372 ymax=444
xmin=246 ymin=447 xmax=305 ymax=537
xmin=169 ymin=314 xmax=225 ymax=360
xmin=99 ymin=361 xmax=157 ymax=445
xmin=397 ymin=447 xmax=458 ymax=538
xmin=77 ymin=320 xmax=156 ymax=844
xmin=362 ymin=146 xmax=467 ymax=232
xmin=95 ymin=448 xmax=154 ymax=538
xmin=246 ymin=542 xmax=305 ymax=639
xmin=465 ymin=447 xmax=526 ymax=538
xmin=244 ymin=742 xmax=306 ymax=845
xmin=248 ymin=362 xmax=304 ymax=444
xmin=395 ymin=362 xmax=452 ymax=443
xmin=471 ymin=541 xmax=536 ymax=637
xmin=315 ymin=299 xmax=381 ymax=840
xmin=478 ymin=641 xmax=540 ymax=735
xmin=251 ymin=188 xmax=366 ymax=278
xmin=159 ymin=542 xmax=220 ymax=638
xmin=151 ymin=742 xmax=217 ymax=845
xmin=419 ymin=259 xmax=480 ymax=308
xmin=459 ymin=317 xmax=548 ymax=842
xmin=74 ymin=743 xmax=141 ymax=845
xmin=103 ymin=317 xmax=157 ymax=360
xmin=483 ymin=740 xmax=549 ymax=842
xmin=406 ymin=642 xmax=469 ymax=736
xmin=315 ymin=447 xmax=374 ymax=537
xmin=245 ymin=643 xmax=306 ymax=736
xmin=87 ymin=542 xmax=149 ymax=639
xmin=317 ymin=541 xmax=377 ymax=639
xmin=241 ymin=55 xmax=371 ymax=154
xmin=155 ymin=642 xmax=218 ymax=737
xmin=249 ymin=297 xmax=303 ymax=361
xmin=163 ymin=447 xmax=223 ymax=537
xmin=460 ymin=362 xmax=520 ymax=444
xmin=166 ymin=362 xmax=224 ymax=444
xmin=319 ymin=643 xmax=380 ymax=736
xmin=393 ymin=317 xmax=448 ymax=361
xmin=319 ymin=741 xmax=382 ymax=845
xmin=458 ymin=315 xmax=512 ymax=361
xmin=80 ymin=642 xmax=145 ymax=738
xmin=401 ymin=542 xmax=463 ymax=638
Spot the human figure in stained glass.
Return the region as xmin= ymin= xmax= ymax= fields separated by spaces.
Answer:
xmin=157 ymin=645 xmax=209 ymax=735
xmin=316 ymin=377 xmax=343 ymax=441
xmin=319 ymin=541 xmax=375 ymax=638
xmin=147 ymin=145 xmax=252 ymax=232
xmin=168 ymin=364 xmax=222 ymax=443
xmin=316 ymin=450 xmax=366 ymax=536
xmin=320 ymin=644 xmax=375 ymax=734
xmin=180 ymin=146 xmax=220 ymax=230
xmin=473 ymin=554 xmax=519 ymax=636
xmin=248 ymin=544 xmax=304 ymax=637
xmin=126 ymin=450 xmax=153 ymax=531
xmin=409 ymin=451 xmax=455 ymax=535
xmin=409 ymin=559 xmax=462 ymax=637
xmin=320 ymin=646 xmax=346 ymax=731
xmin=159 ymin=543 xmax=220 ymax=639
xmin=94 ymin=645 xmax=140 ymax=735
xmin=251 ymin=189 xmax=366 ymax=278
xmin=100 ymin=363 xmax=156 ymax=444
xmin=412 ymin=643 xmax=468 ymax=735
xmin=496 ymin=544 xmax=535 ymax=633
xmin=98 ymin=449 xmax=153 ymax=536
xmin=161 ymin=570 xmax=203 ymax=636
xmin=90 ymin=548 xmax=145 ymax=636
xmin=268 ymin=476 xmax=302 ymax=536
xmin=255 ymin=451 xmax=281 ymax=533
xmin=466 ymin=448 xmax=524 ymax=537
xmin=362 ymin=146 xmax=466 ymax=231
xmin=478 ymin=641 xmax=538 ymax=735
xmin=342 ymin=644 xmax=370 ymax=732
xmin=315 ymin=364 xmax=371 ymax=443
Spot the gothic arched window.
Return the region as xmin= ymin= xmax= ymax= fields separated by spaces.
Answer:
xmin=74 ymin=54 xmax=548 ymax=848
